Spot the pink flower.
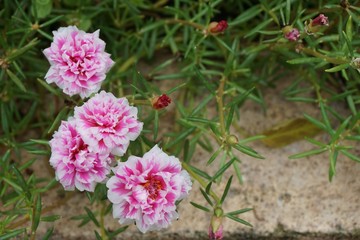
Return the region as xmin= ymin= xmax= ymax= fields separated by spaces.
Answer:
xmin=151 ymin=94 xmax=171 ymax=110
xmin=106 ymin=145 xmax=192 ymax=233
xmin=49 ymin=118 xmax=113 ymax=192
xmin=74 ymin=91 xmax=143 ymax=156
xmin=43 ymin=26 xmax=114 ymax=98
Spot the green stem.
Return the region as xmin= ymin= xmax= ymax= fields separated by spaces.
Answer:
xmin=130 ymin=99 xmax=151 ymax=106
xmin=165 ymin=19 xmax=205 ymax=30
xmin=153 ymin=0 xmax=169 ymax=8
xmin=301 ymin=47 xmax=349 ymax=65
xmin=182 ymin=162 xmax=220 ymax=203
xmin=338 ymin=119 xmax=360 ymax=144
xmin=216 ymin=76 xmax=227 ymax=137
xmin=116 ymin=56 xmax=137 ymax=74
xmin=100 ymin=203 xmax=108 ymax=240
xmin=7 ymin=191 xmax=75 ymax=230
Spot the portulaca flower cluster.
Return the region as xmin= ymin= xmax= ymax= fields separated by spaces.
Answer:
xmin=46 ymin=26 xmax=192 ymax=233
xmin=49 ymin=91 xmax=143 ymax=192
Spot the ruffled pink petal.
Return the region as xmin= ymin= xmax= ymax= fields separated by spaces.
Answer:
xmin=43 ymin=26 xmax=114 ymax=98
xmin=107 ymin=145 xmax=192 ymax=233
xmin=74 ymin=91 xmax=143 ymax=156
xmin=49 ymin=117 xmax=113 ymax=192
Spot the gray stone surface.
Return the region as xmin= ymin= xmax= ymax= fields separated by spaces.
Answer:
xmin=29 ymin=55 xmax=360 ymax=239
xmin=34 ymin=83 xmax=360 ymax=239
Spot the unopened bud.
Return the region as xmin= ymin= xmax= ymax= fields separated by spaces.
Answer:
xmin=208 ymin=224 xmax=223 ymax=240
xmin=282 ymin=26 xmax=300 ymax=42
xmin=226 ymin=134 xmax=238 ymax=146
xmin=209 ymin=207 xmax=224 ymax=240
xmin=207 ymin=20 xmax=228 ymax=35
xmin=151 ymin=94 xmax=171 ymax=110
xmin=214 ymin=207 xmax=224 ymax=217
xmin=311 ymin=14 xmax=329 ymax=27
xmin=305 ymin=14 xmax=329 ymax=34
xmin=31 ymin=23 xmax=40 ymax=30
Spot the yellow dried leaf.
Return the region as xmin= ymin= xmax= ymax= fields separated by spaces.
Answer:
xmin=261 ymin=118 xmax=322 ymax=148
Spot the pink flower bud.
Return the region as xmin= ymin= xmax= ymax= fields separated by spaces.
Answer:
xmin=305 ymin=14 xmax=329 ymax=34
xmin=209 ymin=207 xmax=224 ymax=240
xmin=208 ymin=20 xmax=228 ymax=34
xmin=152 ymin=94 xmax=171 ymax=109
xmin=282 ymin=26 xmax=300 ymax=42
xmin=208 ymin=223 xmax=223 ymax=240
xmin=311 ymin=14 xmax=329 ymax=27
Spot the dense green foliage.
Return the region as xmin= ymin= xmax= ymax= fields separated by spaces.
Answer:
xmin=1 ymin=0 xmax=359 ymax=239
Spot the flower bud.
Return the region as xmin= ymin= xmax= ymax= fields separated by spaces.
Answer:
xmin=208 ymin=223 xmax=223 ymax=240
xmin=305 ymin=14 xmax=329 ymax=34
xmin=311 ymin=14 xmax=329 ymax=27
xmin=226 ymin=134 xmax=238 ymax=146
xmin=151 ymin=94 xmax=171 ymax=110
xmin=282 ymin=26 xmax=300 ymax=42
xmin=208 ymin=207 xmax=224 ymax=240
xmin=208 ymin=20 xmax=228 ymax=34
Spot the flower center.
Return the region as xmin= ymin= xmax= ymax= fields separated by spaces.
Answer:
xmin=142 ymin=177 xmax=163 ymax=200
xmin=70 ymin=141 xmax=88 ymax=161
xmin=94 ymin=112 xmax=118 ymax=131
xmin=71 ymin=56 xmax=86 ymax=74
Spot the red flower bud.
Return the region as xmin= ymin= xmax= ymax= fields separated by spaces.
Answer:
xmin=208 ymin=20 xmax=228 ymax=34
xmin=151 ymin=94 xmax=171 ymax=110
